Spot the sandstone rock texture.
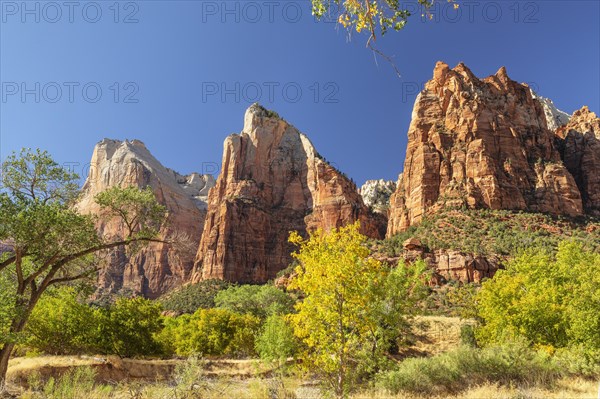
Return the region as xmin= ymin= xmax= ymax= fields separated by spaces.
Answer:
xmin=359 ymin=179 xmax=397 ymax=214
xmin=556 ymin=107 xmax=600 ymax=216
xmin=387 ymin=62 xmax=584 ymax=236
xmin=77 ymin=139 xmax=215 ymax=298
xmin=377 ymin=239 xmax=500 ymax=285
xmin=192 ymin=104 xmax=384 ymax=283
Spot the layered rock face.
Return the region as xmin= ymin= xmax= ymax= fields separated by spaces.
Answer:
xmin=400 ymin=239 xmax=500 ymax=284
xmin=77 ymin=139 xmax=215 ymax=298
xmin=556 ymin=107 xmax=600 ymax=216
xmin=359 ymin=179 xmax=397 ymax=214
xmin=387 ymin=62 xmax=583 ymax=235
xmin=192 ymin=104 xmax=383 ymax=283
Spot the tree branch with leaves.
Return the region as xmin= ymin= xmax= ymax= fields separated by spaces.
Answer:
xmin=0 ymin=148 xmax=168 ymax=386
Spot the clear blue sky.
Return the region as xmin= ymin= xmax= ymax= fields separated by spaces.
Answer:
xmin=1 ymin=0 xmax=599 ymax=185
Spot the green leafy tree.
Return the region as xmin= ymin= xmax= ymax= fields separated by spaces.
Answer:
xmin=288 ymin=222 xmax=428 ymax=398
xmin=160 ymin=279 xmax=231 ymax=314
xmin=162 ymin=308 xmax=260 ymax=358
xmin=476 ymin=241 xmax=600 ymax=353
xmin=96 ymin=297 xmax=165 ymax=358
xmin=214 ymin=284 xmax=295 ymax=320
xmin=255 ymin=314 xmax=298 ymax=363
xmin=0 ymin=148 xmax=167 ymax=383
xmin=25 ymin=286 xmax=98 ymax=355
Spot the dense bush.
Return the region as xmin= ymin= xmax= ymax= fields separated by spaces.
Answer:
xmin=376 ymin=341 xmax=562 ymax=395
xmin=214 ymin=284 xmax=295 ymax=320
xmin=96 ymin=297 xmax=165 ymax=357
xmin=476 ymin=241 xmax=600 ymax=353
xmin=255 ymin=314 xmax=298 ymax=362
xmin=159 ymin=279 xmax=230 ymax=314
xmin=26 ymin=287 xmax=98 ymax=355
xmin=25 ymin=289 xmax=165 ymax=357
xmin=161 ymin=308 xmax=260 ymax=357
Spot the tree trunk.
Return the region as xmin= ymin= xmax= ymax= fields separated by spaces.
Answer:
xmin=0 ymin=343 xmax=15 ymax=388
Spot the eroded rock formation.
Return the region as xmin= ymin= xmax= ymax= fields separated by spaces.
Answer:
xmin=387 ymin=62 xmax=584 ymax=236
xmin=192 ymin=104 xmax=383 ymax=283
xmin=556 ymin=107 xmax=600 ymax=216
xmin=360 ymin=179 xmax=397 ymax=214
xmin=77 ymin=139 xmax=215 ymax=298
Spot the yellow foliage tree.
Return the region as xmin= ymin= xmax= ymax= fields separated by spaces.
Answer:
xmin=312 ymin=0 xmax=458 ymax=41
xmin=288 ymin=222 xmax=429 ymax=398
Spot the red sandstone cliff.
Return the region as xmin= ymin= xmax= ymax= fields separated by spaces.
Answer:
xmin=387 ymin=62 xmax=583 ymax=236
xmin=556 ymin=106 xmax=600 ymax=216
xmin=192 ymin=104 xmax=384 ymax=283
xmin=77 ymin=139 xmax=215 ymax=298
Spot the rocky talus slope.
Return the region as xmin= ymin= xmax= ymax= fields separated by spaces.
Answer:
xmin=76 ymin=139 xmax=215 ymax=298
xmin=192 ymin=104 xmax=384 ymax=283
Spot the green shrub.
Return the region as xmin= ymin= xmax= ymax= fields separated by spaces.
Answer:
xmin=26 ymin=290 xmax=166 ymax=358
xmin=460 ymin=324 xmax=477 ymax=348
xmin=376 ymin=342 xmax=561 ymax=395
xmin=171 ymin=356 xmax=210 ymax=397
xmin=96 ymin=297 xmax=165 ymax=358
xmin=214 ymin=284 xmax=295 ymax=320
xmin=476 ymin=241 xmax=600 ymax=354
xmin=25 ymin=287 xmax=98 ymax=355
xmin=160 ymin=279 xmax=230 ymax=314
xmin=380 ymin=209 xmax=600 ymax=258
xmin=255 ymin=314 xmax=298 ymax=362
xmin=553 ymin=345 xmax=600 ymax=377
xmin=162 ymin=308 xmax=260 ymax=357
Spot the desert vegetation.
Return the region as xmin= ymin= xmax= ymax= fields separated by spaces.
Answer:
xmin=1 ymin=149 xmax=600 ymax=399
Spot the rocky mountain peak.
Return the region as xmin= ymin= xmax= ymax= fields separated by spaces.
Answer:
xmin=77 ymin=138 xmax=215 ymax=298
xmin=531 ymin=94 xmax=571 ymax=131
xmin=387 ymin=62 xmax=584 ymax=235
xmin=243 ymin=103 xmax=283 ymax=134
xmin=192 ymin=105 xmax=384 ymax=283
xmin=555 ymin=106 xmax=600 ymax=215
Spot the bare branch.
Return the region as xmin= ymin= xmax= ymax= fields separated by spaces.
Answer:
xmin=367 ymin=41 xmax=402 ymax=78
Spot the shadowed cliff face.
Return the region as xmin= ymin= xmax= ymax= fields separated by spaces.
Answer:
xmin=556 ymin=107 xmax=600 ymax=216
xmin=76 ymin=139 xmax=215 ymax=298
xmin=387 ymin=62 xmax=584 ymax=236
xmin=192 ymin=104 xmax=384 ymax=284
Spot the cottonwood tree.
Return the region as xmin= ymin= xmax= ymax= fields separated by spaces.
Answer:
xmin=288 ymin=223 xmax=429 ymax=398
xmin=312 ymin=0 xmax=457 ymax=38
xmin=313 ymin=0 xmax=458 ymax=75
xmin=0 ymin=148 xmax=167 ymax=386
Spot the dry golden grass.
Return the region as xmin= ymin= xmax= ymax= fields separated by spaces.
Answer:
xmin=8 ymin=356 xmax=102 ymax=374
xmin=6 ymin=316 xmax=599 ymax=399
xmin=354 ymin=378 xmax=600 ymax=399
xmin=403 ymin=315 xmax=470 ymax=356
